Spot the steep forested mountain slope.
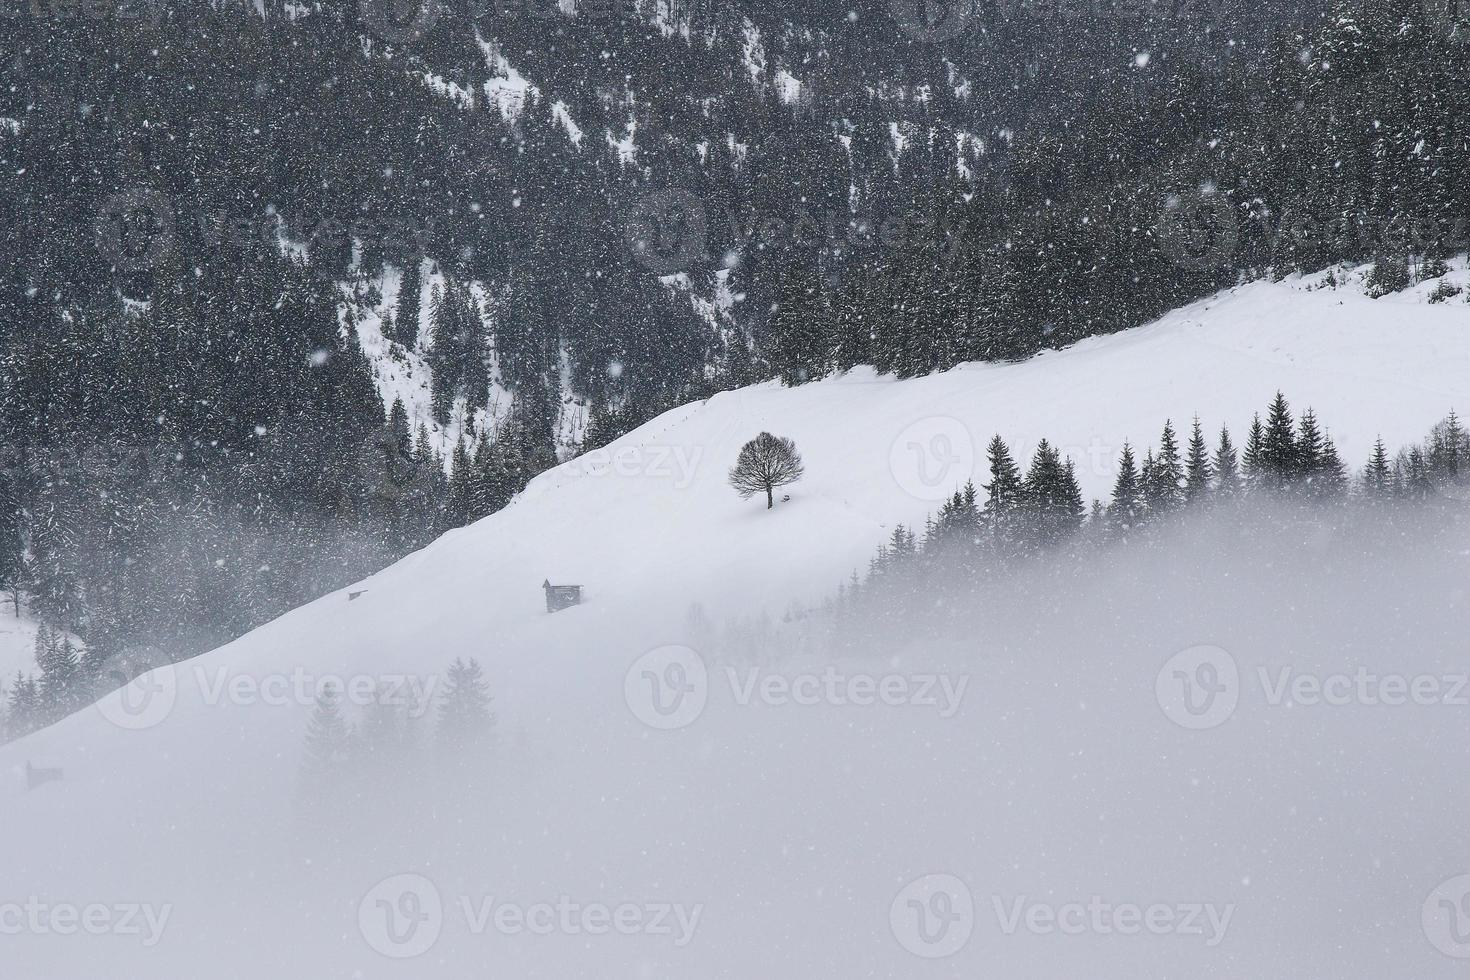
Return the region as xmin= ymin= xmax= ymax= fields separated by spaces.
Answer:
xmin=1 ymin=0 xmax=1466 ymax=676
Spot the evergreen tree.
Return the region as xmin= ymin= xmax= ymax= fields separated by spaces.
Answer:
xmin=300 ymin=683 xmax=351 ymax=787
xmin=1213 ymin=426 xmax=1240 ymax=497
xmin=1261 ymin=393 xmax=1298 ymax=489
xmin=396 ymin=259 xmax=423 ymax=348
xmin=0 ymin=465 xmax=21 ymax=616
xmin=1145 ymin=420 xmax=1185 ymax=514
xmin=1362 ymin=437 xmax=1394 ymax=498
xmin=930 ymin=482 xmax=981 ymax=552
xmin=1021 ymin=440 xmax=1083 ymax=546
xmin=447 ymin=438 xmax=474 ymax=528
xmin=1109 ymin=442 xmax=1144 ymax=530
xmin=6 ymin=670 xmax=40 ymax=739
xmin=35 ymin=626 xmax=81 ymax=721
xmin=1184 ymin=417 xmax=1213 ymax=503
xmin=981 ymin=435 xmax=1024 ymax=552
xmin=1401 ymin=447 xmax=1434 ymax=500
xmin=437 ymin=657 xmax=496 ymax=749
xmin=1429 ymin=410 xmax=1467 ymax=484
xmin=1297 ymin=408 xmax=1325 ymax=486
xmin=1242 ymin=414 xmax=1267 ymax=491
xmin=1318 ymin=434 xmax=1348 ymax=496
xmin=767 ymin=255 xmax=833 ymax=386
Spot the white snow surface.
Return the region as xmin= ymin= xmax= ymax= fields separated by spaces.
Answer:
xmin=4 ymin=272 xmax=1470 ymax=978
xmin=0 ymin=605 xmax=59 ymax=689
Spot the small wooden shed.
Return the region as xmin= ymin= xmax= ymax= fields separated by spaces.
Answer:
xmin=543 ymin=580 xmax=583 ymax=613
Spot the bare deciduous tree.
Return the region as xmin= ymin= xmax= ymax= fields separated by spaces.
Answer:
xmin=728 ymin=432 xmax=805 ymax=509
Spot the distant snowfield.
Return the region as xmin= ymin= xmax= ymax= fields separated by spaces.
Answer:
xmin=4 ymin=269 xmax=1470 ymax=979
xmin=0 ymin=607 xmax=43 ymax=688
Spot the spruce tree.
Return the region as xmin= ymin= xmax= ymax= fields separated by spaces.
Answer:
xmin=6 ymin=670 xmax=39 ymax=739
xmin=1139 ymin=449 xmax=1158 ymax=513
xmin=387 ymin=398 xmax=411 ymax=458
xmin=1021 ymin=440 xmax=1082 ymax=546
xmin=1318 ymin=434 xmax=1348 ymax=496
xmin=1262 ymin=393 xmax=1298 ymax=489
xmin=981 ymin=435 xmax=1023 ymax=551
xmin=447 ymin=438 xmax=474 ymax=528
xmin=1242 ymin=414 xmax=1266 ymax=492
xmin=461 ymin=291 xmax=491 ymax=416
xmin=1146 ymin=420 xmax=1185 ymax=514
xmin=1402 ymin=447 xmax=1433 ymax=500
xmin=1184 ymin=417 xmax=1213 ymax=503
xmin=1297 ymin=408 xmax=1324 ymax=486
xmin=35 ymin=626 xmax=80 ymax=720
xmin=301 ymin=683 xmax=350 ymax=786
xmin=396 ymin=258 xmax=423 ymax=348
xmin=437 ymin=657 xmax=496 ymax=749
xmin=1213 ymin=425 xmax=1240 ymax=497
xmin=1362 ymin=437 xmax=1394 ymax=498
xmin=1429 ymin=410 xmax=1466 ymax=484
xmin=1109 ymin=442 xmax=1144 ymax=529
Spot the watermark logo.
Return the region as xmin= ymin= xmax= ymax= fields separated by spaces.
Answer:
xmin=1158 ymin=188 xmax=1238 ymax=271
xmin=359 ymin=873 xmax=444 ymax=958
xmin=624 ymin=645 xmax=708 ymax=730
xmin=2 ymin=0 xmax=165 ymax=26
xmin=1424 ymin=874 xmax=1470 ymax=957
xmin=1155 ymin=645 xmax=1238 ymax=730
xmin=1160 ymin=647 xmax=1470 ymax=726
xmin=96 ymin=658 xmax=178 ymax=732
xmin=196 ymin=209 xmax=431 ymax=258
xmin=890 ymin=0 xmax=975 ymax=42
xmin=1422 ymin=0 xmax=1468 ymax=43
xmin=890 ymin=873 xmax=975 ymax=958
xmin=94 ymin=187 xmax=174 ymax=272
xmin=360 ymin=0 xmax=442 ymax=47
xmin=628 ymin=189 xmax=707 ymax=275
xmin=95 ymin=660 xmax=439 ymax=731
xmin=889 ymin=416 xmax=976 ymax=501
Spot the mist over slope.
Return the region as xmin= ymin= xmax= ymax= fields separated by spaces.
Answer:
xmin=3 ymin=271 xmax=1470 ymax=978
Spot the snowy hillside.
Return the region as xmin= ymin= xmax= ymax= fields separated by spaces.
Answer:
xmin=0 ymin=606 xmax=51 ymax=688
xmin=0 ymin=602 xmax=85 ymax=699
xmin=4 ymin=272 xmax=1470 ymax=979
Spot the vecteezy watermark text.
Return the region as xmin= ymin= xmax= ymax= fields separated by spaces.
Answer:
xmin=0 ymin=898 xmax=172 ymax=947
xmin=889 ymin=873 xmax=1234 ymax=958
xmin=564 ymin=444 xmax=703 ymax=489
xmin=1157 ymin=644 xmax=1470 ymax=730
xmin=357 ymin=873 xmax=703 ymax=958
xmin=96 ymin=662 xmax=440 ymax=731
xmin=623 ymin=646 xmax=969 ymax=730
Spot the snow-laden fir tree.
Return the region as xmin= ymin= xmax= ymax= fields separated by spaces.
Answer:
xmin=1110 ymin=442 xmax=1144 ymax=530
xmin=1185 ymin=417 xmax=1214 ymax=502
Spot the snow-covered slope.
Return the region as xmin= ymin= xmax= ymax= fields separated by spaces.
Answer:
xmin=0 ymin=607 xmax=47 ymax=687
xmin=4 ymin=272 xmax=1470 ymax=979
xmin=0 ymin=602 xmax=84 ymax=698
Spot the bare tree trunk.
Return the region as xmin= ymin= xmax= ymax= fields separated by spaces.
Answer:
xmin=766 ymin=485 xmax=773 ymax=509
